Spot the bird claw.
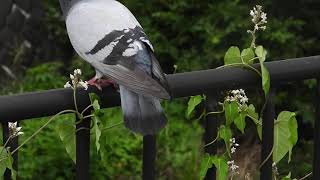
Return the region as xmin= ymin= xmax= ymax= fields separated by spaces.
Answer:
xmin=87 ymin=77 xmax=116 ymax=91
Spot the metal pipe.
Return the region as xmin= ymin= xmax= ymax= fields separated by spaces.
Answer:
xmin=1 ymin=55 xmax=320 ymax=121
xmin=260 ymin=88 xmax=275 ymax=180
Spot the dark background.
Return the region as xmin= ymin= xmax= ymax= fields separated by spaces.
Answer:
xmin=0 ymin=0 xmax=319 ymax=179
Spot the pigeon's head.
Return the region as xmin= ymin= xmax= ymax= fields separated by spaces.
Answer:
xmin=59 ymin=0 xmax=81 ymax=18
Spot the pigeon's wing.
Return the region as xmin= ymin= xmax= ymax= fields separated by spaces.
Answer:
xmin=90 ymin=58 xmax=171 ymax=100
xmin=148 ymin=47 xmax=171 ymax=97
xmin=65 ymin=0 xmax=170 ymax=99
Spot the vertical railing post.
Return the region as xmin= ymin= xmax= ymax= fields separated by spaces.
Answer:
xmin=260 ymin=88 xmax=275 ymax=180
xmin=1 ymin=122 xmax=18 ymax=180
xmin=314 ymin=79 xmax=320 ymax=179
xmin=76 ymin=111 xmax=91 ymax=180
xmin=204 ymin=92 xmax=219 ymax=180
xmin=143 ymin=135 xmax=156 ymax=180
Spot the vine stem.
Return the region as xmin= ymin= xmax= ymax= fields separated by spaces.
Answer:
xmin=83 ymin=114 xmax=95 ymax=119
xmin=216 ymin=63 xmax=262 ymax=77
xmin=249 ymin=57 xmax=260 ymax=63
xmin=81 ymin=104 xmax=94 ymax=115
xmin=299 ymin=172 xmax=312 ymax=180
xmin=206 ymin=106 xmax=225 ymax=116
xmin=203 ymin=135 xmax=219 ymax=148
xmin=10 ymin=109 xmax=76 ymax=155
xmin=259 ymin=145 xmax=274 ymax=169
xmin=0 ymin=136 xmax=12 ymax=156
xmin=73 ymin=88 xmax=79 ymax=116
xmin=61 ymin=127 xmax=91 ymax=141
xmin=194 ymin=110 xmax=206 ymax=121
xmin=101 ymin=122 xmax=123 ymax=131
xmin=206 ymin=110 xmax=224 ymax=116
xmin=246 ymin=114 xmax=262 ymax=126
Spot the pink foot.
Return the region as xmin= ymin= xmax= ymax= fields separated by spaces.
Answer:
xmin=87 ymin=77 xmax=115 ymax=90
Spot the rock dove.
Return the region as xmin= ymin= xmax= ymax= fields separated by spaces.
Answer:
xmin=59 ymin=0 xmax=171 ymax=135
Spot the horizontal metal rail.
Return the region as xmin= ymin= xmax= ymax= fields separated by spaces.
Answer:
xmin=1 ymin=55 xmax=320 ymax=180
xmin=0 ymin=55 xmax=320 ymax=121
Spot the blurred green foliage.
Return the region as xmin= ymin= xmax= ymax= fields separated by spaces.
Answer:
xmin=1 ymin=0 xmax=319 ymax=179
xmin=0 ymin=61 xmax=203 ymax=179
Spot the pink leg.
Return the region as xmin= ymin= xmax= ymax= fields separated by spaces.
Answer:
xmin=87 ymin=77 xmax=116 ymax=90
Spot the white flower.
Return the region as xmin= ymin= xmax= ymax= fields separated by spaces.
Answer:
xmin=64 ymin=69 xmax=88 ymax=91
xmin=249 ymin=5 xmax=267 ymax=31
xmin=240 ymin=97 xmax=249 ymax=104
xmin=78 ymin=80 xmax=88 ymax=90
xmin=272 ymin=162 xmax=279 ymax=175
xmin=227 ymin=89 xmax=249 ymax=105
xmin=231 ymin=90 xmax=239 ymax=95
xmin=227 ymin=160 xmax=239 ymax=172
xmin=231 ymin=147 xmax=236 ymax=154
xmin=250 ymin=10 xmax=254 ymax=16
xmin=227 ymin=160 xmax=234 ymax=165
xmin=254 ymin=24 xmax=259 ymax=30
xmin=8 ymin=122 xmax=24 ymax=137
xmin=230 ymin=138 xmax=240 ymax=154
xmin=261 ymin=12 xmax=267 ymax=23
xmin=230 ymin=164 xmax=239 ymax=171
xmin=64 ymin=81 xmax=72 ymax=88
xmin=74 ymin=69 xmax=82 ymax=76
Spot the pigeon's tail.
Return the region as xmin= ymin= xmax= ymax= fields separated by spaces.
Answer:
xmin=119 ymin=85 xmax=167 ymax=135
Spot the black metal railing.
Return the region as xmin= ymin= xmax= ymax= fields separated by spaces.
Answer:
xmin=1 ymin=55 xmax=320 ymax=180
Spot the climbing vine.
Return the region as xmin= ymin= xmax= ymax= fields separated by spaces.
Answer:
xmin=187 ymin=5 xmax=308 ymax=180
xmin=0 ymin=69 xmax=120 ymax=178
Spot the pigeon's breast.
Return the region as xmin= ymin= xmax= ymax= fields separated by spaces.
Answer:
xmin=65 ymin=0 xmax=141 ymax=63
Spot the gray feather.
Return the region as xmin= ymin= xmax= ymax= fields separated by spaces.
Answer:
xmin=120 ymin=85 xmax=167 ymax=135
xmin=90 ymin=41 xmax=171 ymax=100
xmin=91 ymin=60 xmax=170 ymax=99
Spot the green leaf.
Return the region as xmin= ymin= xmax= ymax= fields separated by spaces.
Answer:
xmin=281 ymin=172 xmax=292 ymax=180
xmin=92 ymin=99 xmax=100 ymax=111
xmin=288 ymin=115 xmax=298 ymax=162
xmin=224 ymin=46 xmax=241 ymax=65
xmin=234 ymin=112 xmax=246 ymax=133
xmin=186 ymin=95 xmax=203 ymax=119
xmin=199 ymin=153 xmax=212 ymax=180
xmin=246 ymin=104 xmax=259 ymax=122
xmin=224 ymin=101 xmax=238 ymax=126
xmin=257 ymin=124 xmax=262 ymax=140
xmin=273 ymin=111 xmax=296 ymax=163
xmin=56 ymin=120 xmax=76 ymax=163
xmin=218 ymin=125 xmax=232 ymax=155
xmin=241 ymin=48 xmax=255 ymax=64
xmin=0 ymin=147 xmax=8 ymax=176
xmin=93 ymin=115 xmax=102 ymax=153
xmin=261 ymin=64 xmax=270 ymax=96
xmin=90 ymin=99 xmax=103 ymax=152
xmin=0 ymin=148 xmax=16 ymax=180
xmin=245 ymin=104 xmax=262 ymax=139
xmin=211 ymin=155 xmax=228 ymax=180
xmin=255 ymin=46 xmax=270 ymax=96
xmin=6 ymin=153 xmax=16 ymax=180
xmin=255 ymin=46 xmax=267 ymax=62
xmin=89 ymin=93 xmax=100 ymax=104
xmin=90 ymin=94 xmax=104 ymax=116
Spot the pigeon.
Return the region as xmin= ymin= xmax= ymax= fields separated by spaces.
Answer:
xmin=58 ymin=0 xmax=171 ymax=135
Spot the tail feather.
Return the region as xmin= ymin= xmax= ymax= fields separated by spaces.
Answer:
xmin=120 ymin=85 xmax=167 ymax=135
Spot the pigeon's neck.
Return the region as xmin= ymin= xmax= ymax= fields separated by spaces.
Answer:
xmin=59 ymin=0 xmax=82 ymax=18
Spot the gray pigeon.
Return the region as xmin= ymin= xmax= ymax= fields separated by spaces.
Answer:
xmin=59 ymin=0 xmax=171 ymax=135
